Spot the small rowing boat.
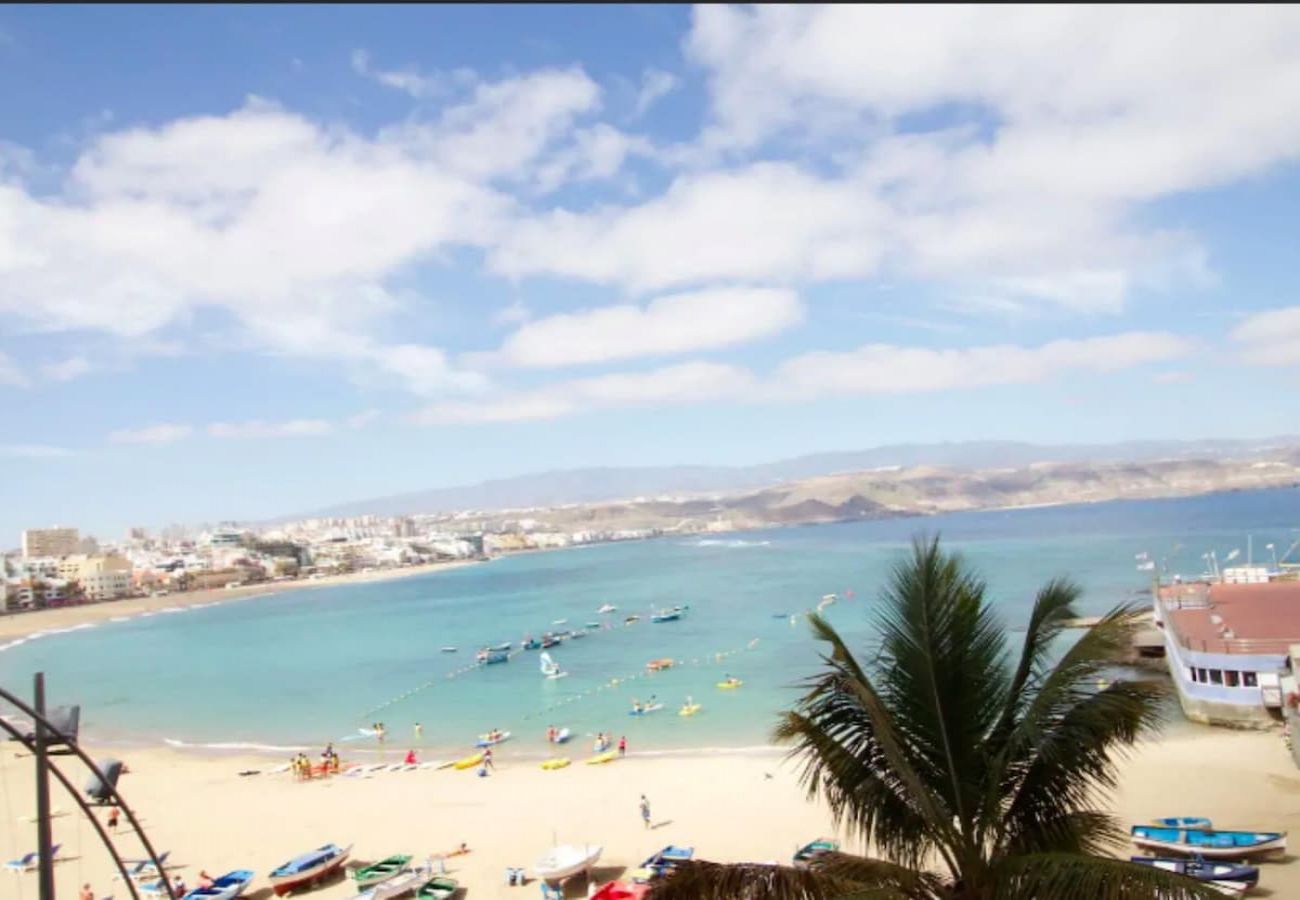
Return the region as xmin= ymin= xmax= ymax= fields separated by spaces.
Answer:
xmin=596 ymin=603 xmax=617 ymax=614
xmin=793 ymin=839 xmax=839 ymax=868
xmin=181 ymin=869 xmax=254 ymax=900
xmin=357 ymin=868 xmax=426 ymax=900
xmin=415 ymin=876 xmax=460 ymax=900
xmin=352 ymin=854 xmax=412 ymax=889
xmin=1130 ymin=856 xmax=1257 ymax=893
xmin=651 ymin=606 xmax=685 ymax=623
xmin=439 ymin=646 xmax=457 ymax=653
xmin=1130 ymin=825 xmax=1287 ymax=858
xmin=268 ymin=843 xmax=351 ymax=897
xmin=533 ymin=844 xmax=602 ymax=882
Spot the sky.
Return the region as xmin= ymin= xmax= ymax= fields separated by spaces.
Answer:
xmin=2 ymin=4 xmax=1300 ymax=538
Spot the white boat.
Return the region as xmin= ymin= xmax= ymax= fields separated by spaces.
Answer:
xmin=596 ymin=604 xmax=617 ymax=614
xmin=356 ymin=868 xmax=427 ymax=900
xmin=532 ymin=844 xmax=602 ymax=882
xmin=540 ymin=651 xmax=568 ymax=680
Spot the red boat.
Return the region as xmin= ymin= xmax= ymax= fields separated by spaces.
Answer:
xmin=590 ymin=881 xmax=649 ymax=900
xmin=268 ymin=843 xmax=351 ymax=896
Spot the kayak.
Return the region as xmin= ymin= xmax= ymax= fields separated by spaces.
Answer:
xmin=586 ymin=751 xmax=619 ymax=765
xmin=541 ymin=758 xmax=571 ymax=770
xmin=475 ymin=731 xmax=511 ymax=748
xmin=717 ymin=679 xmax=743 ymax=689
xmin=679 ymin=704 xmax=702 ymax=717
xmin=452 ymin=753 xmax=484 ymax=770
xmin=628 ymin=704 xmax=664 ymax=716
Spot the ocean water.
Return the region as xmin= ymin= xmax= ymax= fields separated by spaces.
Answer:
xmin=0 ymin=488 xmax=1295 ymax=757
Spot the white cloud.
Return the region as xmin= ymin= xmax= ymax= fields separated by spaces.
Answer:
xmin=632 ymin=68 xmax=679 ymax=118
xmin=41 ymin=356 xmax=92 ymax=382
xmin=351 ymin=49 xmax=470 ymax=100
xmin=108 ymin=424 xmax=194 ymax=445
xmin=493 ymin=300 xmax=531 ymax=327
xmin=411 ymin=361 xmax=755 ymax=424
xmin=1231 ymin=306 xmax=1300 ymax=366
xmin=491 ymin=163 xmax=887 ymax=292
xmin=495 ymin=286 xmax=802 ymax=367
xmin=773 ymin=332 xmax=1194 ymax=397
xmin=1 ymin=444 xmax=75 ymax=459
xmin=207 ymin=419 xmax=334 ymax=439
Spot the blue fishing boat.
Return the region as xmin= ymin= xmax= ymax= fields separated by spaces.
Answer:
xmin=1130 ymin=825 xmax=1286 ymax=859
xmin=793 ymin=838 xmax=839 ymax=868
xmin=476 ymin=649 xmax=508 ymax=665
xmin=268 ymin=844 xmax=351 ymax=896
xmin=182 ymin=869 xmax=255 ymax=900
xmin=1130 ymin=855 xmax=1257 ymax=891
xmin=1153 ymin=816 xmax=1213 ymax=829
xmin=632 ymin=845 xmax=694 ymax=883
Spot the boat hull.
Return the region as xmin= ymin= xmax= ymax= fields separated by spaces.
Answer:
xmin=1131 ymin=826 xmax=1287 ymax=859
xmin=533 ymin=845 xmax=602 ymax=882
xmin=269 ymin=846 xmax=350 ymax=897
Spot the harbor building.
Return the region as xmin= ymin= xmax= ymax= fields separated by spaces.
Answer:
xmin=1155 ymin=578 xmax=1300 ymax=727
xmin=21 ymin=526 xmax=80 ymax=558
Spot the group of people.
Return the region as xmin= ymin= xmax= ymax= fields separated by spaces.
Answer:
xmin=593 ymin=732 xmax=627 ymax=755
xmin=290 ymin=745 xmax=340 ymax=780
xmin=369 ymin=722 xmax=387 ymax=742
xmin=483 ymin=728 xmax=505 ymax=743
xmin=545 ymin=725 xmax=564 ymax=743
xmin=630 ymin=694 xmax=659 ymax=714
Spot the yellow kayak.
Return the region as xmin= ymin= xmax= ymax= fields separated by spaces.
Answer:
xmin=452 ymin=752 xmax=485 ymax=770
xmin=541 ymin=758 xmax=571 ymax=770
xmin=585 ymin=750 xmax=619 ymax=765
xmin=717 ymin=679 xmax=743 ymax=689
xmin=679 ymin=704 xmax=702 ymax=717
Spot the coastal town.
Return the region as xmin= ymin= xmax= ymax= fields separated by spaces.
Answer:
xmin=1 ymin=517 xmax=674 ymax=614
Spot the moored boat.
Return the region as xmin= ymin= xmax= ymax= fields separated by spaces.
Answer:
xmin=351 ymin=854 xmax=412 ymax=889
xmin=650 ymin=606 xmax=684 ymax=623
xmin=596 ymin=603 xmax=617 ymax=614
xmin=268 ymin=843 xmax=351 ymax=896
xmin=532 ymin=844 xmax=602 ymax=882
xmin=439 ymin=646 xmax=457 ymax=653
xmin=645 ymin=658 xmax=674 ymax=672
xmin=491 ymin=641 xmax=513 ymax=652
xmin=478 ymin=650 xmax=508 ymax=665
xmin=1130 ymin=856 xmax=1257 ymax=891
xmin=1130 ymin=825 xmax=1286 ymax=858
xmin=182 ymin=869 xmax=255 ymax=900
xmin=521 ymin=637 xmax=542 ymax=650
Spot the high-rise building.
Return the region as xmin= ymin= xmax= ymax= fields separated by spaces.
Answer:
xmin=21 ymin=527 xmax=80 ymax=558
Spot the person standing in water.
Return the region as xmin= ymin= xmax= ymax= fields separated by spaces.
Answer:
xmin=414 ymin=722 xmax=423 ymax=740
xmin=618 ymin=735 xmax=627 ymax=757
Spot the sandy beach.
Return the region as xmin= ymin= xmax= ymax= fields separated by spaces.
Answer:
xmin=0 ymin=560 xmax=482 ymax=643
xmin=0 ymin=726 xmax=1296 ymax=899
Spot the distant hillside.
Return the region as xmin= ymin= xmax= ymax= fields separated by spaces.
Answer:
xmin=298 ymin=436 xmax=1299 ymax=519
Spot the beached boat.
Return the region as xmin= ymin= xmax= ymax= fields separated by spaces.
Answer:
xmin=678 ymin=703 xmax=701 ymax=717
xmin=645 ymin=658 xmax=674 ymax=672
xmin=1130 ymin=856 xmax=1257 ymax=892
xmin=632 ymin=846 xmax=694 ymax=883
xmin=351 ymin=854 xmax=412 ymax=889
xmin=182 ymin=869 xmax=255 ymax=900
xmin=451 ymin=752 xmax=484 ymax=770
xmin=268 ymin=843 xmax=351 ymax=896
xmin=357 ymin=868 xmax=426 ymax=900
xmin=586 ymin=750 xmax=619 ymax=765
xmin=532 ymin=844 xmax=602 ymax=882
xmin=541 ymin=758 xmax=571 ymax=770
xmin=596 ymin=604 xmax=617 ymax=614
xmin=717 ymin=678 xmax=743 ymax=689
xmin=793 ymin=838 xmax=839 ymax=868
xmin=628 ymin=703 xmax=663 ymax=717
xmin=1130 ymin=825 xmax=1287 ymax=858
xmin=1153 ymin=817 xmax=1213 ymax=829
xmin=415 ymin=876 xmax=460 ymax=900
xmin=475 ymin=731 xmax=511 ymax=748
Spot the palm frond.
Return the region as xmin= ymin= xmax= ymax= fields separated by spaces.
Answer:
xmin=809 ymin=851 xmax=948 ymax=898
xmin=643 ymin=860 xmax=871 ymax=900
xmin=991 ymin=852 xmax=1236 ymax=900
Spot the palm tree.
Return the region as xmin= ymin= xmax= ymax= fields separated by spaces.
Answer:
xmin=650 ymin=536 xmax=1223 ymax=900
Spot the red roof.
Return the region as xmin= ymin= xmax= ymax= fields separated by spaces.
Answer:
xmin=1165 ymin=581 xmax=1300 ymax=654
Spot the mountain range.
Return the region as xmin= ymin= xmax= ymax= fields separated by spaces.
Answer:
xmin=300 ymin=435 xmax=1300 ymax=519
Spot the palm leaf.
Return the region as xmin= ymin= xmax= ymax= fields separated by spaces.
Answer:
xmin=992 ymin=852 xmax=1235 ymax=900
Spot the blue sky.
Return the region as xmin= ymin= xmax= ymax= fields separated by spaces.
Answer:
xmin=2 ymin=5 xmax=1300 ymax=538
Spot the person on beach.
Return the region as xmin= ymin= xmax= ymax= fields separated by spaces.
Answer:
xmin=404 ymin=749 xmax=418 ymax=765
xmin=171 ymin=875 xmax=187 ymax=896
xmin=618 ymin=735 xmax=627 ymax=757
xmin=321 ymin=742 xmax=334 ymax=760
xmin=198 ymin=871 xmax=214 ymax=889
xmin=640 ymin=794 xmax=651 ymax=829
xmin=483 ymin=746 xmax=494 ymax=769
xmin=106 ymin=807 xmax=119 ymax=831
xmin=79 ymin=883 xmax=93 ymax=900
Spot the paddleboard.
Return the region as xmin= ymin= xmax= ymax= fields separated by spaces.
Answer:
xmin=585 ymin=750 xmax=619 ymax=765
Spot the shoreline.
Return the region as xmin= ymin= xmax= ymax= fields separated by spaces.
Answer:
xmin=5 ymin=726 xmax=1298 ymax=900
xmin=0 ymin=558 xmax=483 ymax=644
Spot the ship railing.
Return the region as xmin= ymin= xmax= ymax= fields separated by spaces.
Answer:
xmin=1170 ymin=633 xmax=1296 ymax=655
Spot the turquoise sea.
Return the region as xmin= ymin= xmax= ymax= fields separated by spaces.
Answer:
xmin=0 ymin=489 xmax=1295 ymax=757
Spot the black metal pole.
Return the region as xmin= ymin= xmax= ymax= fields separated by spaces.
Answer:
xmin=34 ymin=672 xmax=56 ymax=900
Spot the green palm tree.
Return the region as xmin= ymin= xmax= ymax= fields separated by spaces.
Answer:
xmin=649 ymin=536 xmax=1224 ymax=900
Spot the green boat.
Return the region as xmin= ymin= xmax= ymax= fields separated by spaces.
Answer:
xmin=416 ymin=876 xmax=460 ymax=899
xmin=792 ymin=839 xmax=839 ymax=868
xmin=351 ymin=854 xmax=412 ymax=889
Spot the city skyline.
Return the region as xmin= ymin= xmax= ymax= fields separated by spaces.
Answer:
xmin=3 ymin=5 xmax=1300 ymax=535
